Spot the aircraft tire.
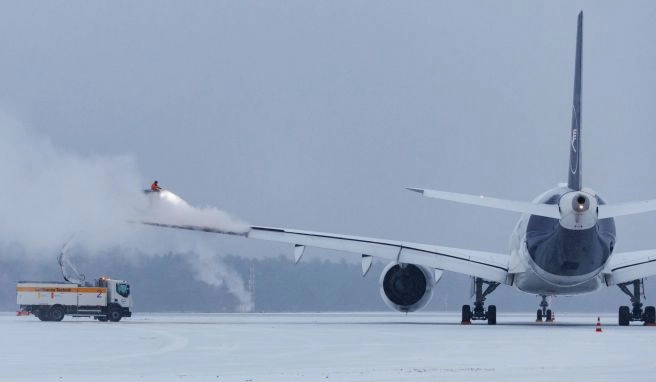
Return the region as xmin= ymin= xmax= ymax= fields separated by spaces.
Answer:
xmin=644 ymin=306 xmax=655 ymax=325
xmin=619 ymin=306 xmax=630 ymax=326
xmin=487 ymin=305 xmax=497 ymax=325
xmin=461 ymin=305 xmax=471 ymax=323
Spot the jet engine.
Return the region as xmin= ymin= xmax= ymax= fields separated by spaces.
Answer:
xmin=379 ymin=262 xmax=435 ymax=312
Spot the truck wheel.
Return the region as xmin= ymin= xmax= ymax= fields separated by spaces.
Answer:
xmin=49 ymin=306 xmax=65 ymax=322
xmin=97 ymin=316 xmax=108 ymax=322
xmin=37 ymin=309 xmax=49 ymax=321
xmin=108 ymin=309 xmax=122 ymax=322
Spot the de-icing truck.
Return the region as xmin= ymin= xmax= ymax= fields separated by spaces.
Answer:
xmin=16 ymin=276 xmax=132 ymax=322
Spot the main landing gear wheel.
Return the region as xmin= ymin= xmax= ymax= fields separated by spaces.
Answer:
xmin=461 ymin=305 xmax=472 ymax=324
xmin=487 ymin=305 xmax=497 ymax=325
xmin=461 ymin=278 xmax=499 ymax=325
xmin=618 ymin=279 xmax=655 ymax=326
xmin=645 ymin=306 xmax=656 ymax=325
xmin=536 ymin=295 xmax=554 ymax=322
xmin=619 ymin=306 xmax=630 ymax=326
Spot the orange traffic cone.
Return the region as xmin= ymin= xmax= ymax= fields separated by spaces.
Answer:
xmin=595 ymin=316 xmax=602 ymax=332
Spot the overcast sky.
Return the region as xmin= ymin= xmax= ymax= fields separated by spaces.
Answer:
xmin=1 ymin=1 xmax=656 ymax=266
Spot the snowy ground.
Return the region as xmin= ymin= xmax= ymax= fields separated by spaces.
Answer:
xmin=0 ymin=312 xmax=653 ymax=381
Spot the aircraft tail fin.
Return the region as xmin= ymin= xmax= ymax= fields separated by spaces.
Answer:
xmin=568 ymin=11 xmax=583 ymax=191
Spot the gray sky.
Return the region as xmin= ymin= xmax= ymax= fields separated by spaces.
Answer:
xmin=1 ymin=2 xmax=656 ymax=266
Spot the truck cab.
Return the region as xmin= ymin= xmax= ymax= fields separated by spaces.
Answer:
xmin=96 ymin=277 xmax=132 ymax=322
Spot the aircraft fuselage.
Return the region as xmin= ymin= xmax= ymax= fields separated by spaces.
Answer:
xmin=510 ymin=186 xmax=616 ymax=295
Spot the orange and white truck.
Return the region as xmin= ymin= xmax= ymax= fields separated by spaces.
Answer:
xmin=16 ymin=276 xmax=132 ymax=322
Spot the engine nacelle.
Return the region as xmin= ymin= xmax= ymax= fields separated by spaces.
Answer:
xmin=379 ymin=262 xmax=435 ymax=313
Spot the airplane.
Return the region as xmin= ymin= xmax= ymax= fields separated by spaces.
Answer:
xmin=142 ymin=12 xmax=656 ymax=325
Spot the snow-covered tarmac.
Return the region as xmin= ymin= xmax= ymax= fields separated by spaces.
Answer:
xmin=1 ymin=312 xmax=653 ymax=381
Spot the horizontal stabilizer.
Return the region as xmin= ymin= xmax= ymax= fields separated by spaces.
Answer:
xmin=406 ymin=188 xmax=561 ymax=219
xmin=598 ymin=199 xmax=656 ymax=219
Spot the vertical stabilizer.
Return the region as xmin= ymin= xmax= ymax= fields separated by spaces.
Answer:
xmin=568 ymin=11 xmax=583 ymax=191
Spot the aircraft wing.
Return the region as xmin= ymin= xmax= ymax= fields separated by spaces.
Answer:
xmin=605 ymin=250 xmax=656 ymax=285
xmin=141 ymin=221 xmax=510 ymax=283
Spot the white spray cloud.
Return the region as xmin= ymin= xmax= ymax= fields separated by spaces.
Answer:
xmin=0 ymin=115 xmax=142 ymax=252
xmin=0 ymin=112 xmax=253 ymax=310
xmin=141 ymin=190 xmax=250 ymax=234
xmin=186 ymin=246 xmax=254 ymax=312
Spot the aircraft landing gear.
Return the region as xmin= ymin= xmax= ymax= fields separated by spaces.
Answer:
xmin=461 ymin=277 xmax=499 ymax=325
xmin=536 ymin=295 xmax=553 ymax=322
xmin=618 ymin=279 xmax=655 ymax=326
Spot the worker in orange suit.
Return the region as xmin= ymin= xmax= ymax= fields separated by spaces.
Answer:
xmin=150 ymin=180 xmax=162 ymax=192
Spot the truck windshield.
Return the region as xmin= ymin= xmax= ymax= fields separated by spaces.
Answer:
xmin=116 ymin=283 xmax=130 ymax=298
